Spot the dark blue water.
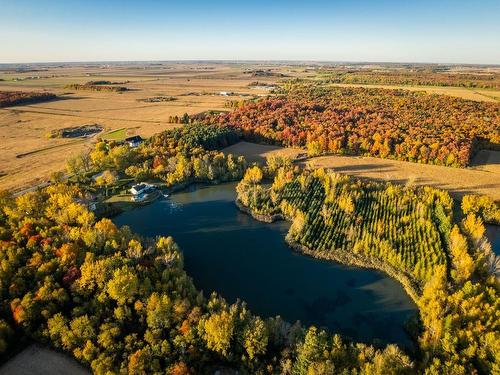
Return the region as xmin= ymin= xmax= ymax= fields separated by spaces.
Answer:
xmin=485 ymin=225 xmax=500 ymax=255
xmin=113 ymin=183 xmax=417 ymax=347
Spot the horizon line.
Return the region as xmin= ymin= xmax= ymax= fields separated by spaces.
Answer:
xmin=1 ymin=59 xmax=499 ymax=67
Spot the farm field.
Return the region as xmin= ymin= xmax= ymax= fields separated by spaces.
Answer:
xmin=2 ymin=63 xmax=499 ymax=193
xmin=0 ymin=63 xmax=300 ymax=192
xmin=223 ymin=142 xmax=500 ymax=200
xmin=328 ymin=82 xmax=500 ymax=102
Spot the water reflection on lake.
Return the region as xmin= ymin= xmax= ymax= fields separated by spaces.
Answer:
xmin=114 ymin=183 xmax=417 ymax=347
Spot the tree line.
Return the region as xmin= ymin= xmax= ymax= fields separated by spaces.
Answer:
xmin=0 ymin=91 xmax=57 ymax=108
xmin=65 ymin=84 xmax=128 ymax=92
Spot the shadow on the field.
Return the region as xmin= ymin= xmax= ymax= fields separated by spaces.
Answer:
xmin=332 ymin=163 xmax=394 ymax=173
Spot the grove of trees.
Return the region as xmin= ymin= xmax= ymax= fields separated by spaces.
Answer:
xmin=65 ymin=124 xmax=246 ymax=194
xmin=237 ymin=164 xmax=451 ymax=293
xmin=65 ymin=84 xmax=128 ymax=92
xmin=0 ymin=91 xmax=57 ymax=108
xmin=205 ymin=83 xmax=499 ymax=167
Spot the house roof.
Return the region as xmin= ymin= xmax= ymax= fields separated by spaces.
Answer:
xmin=125 ymin=135 xmax=143 ymax=143
xmin=130 ymin=183 xmax=154 ymax=194
xmin=131 ymin=183 xmax=147 ymax=191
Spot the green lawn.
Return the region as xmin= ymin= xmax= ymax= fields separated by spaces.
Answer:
xmin=102 ymin=128 xmax=127 ymax=141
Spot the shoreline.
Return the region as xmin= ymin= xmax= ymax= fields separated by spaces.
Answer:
xmin=235 ymin=199 xmax=421 ymax=304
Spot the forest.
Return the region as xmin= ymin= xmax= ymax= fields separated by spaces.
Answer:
xmin=237 ymin=160 xmax=499 ymax=374
xmin=0 ymin=132 xmax=498 ymax=372
xmin=0 ymin=125 xmax=426 ymax=374
xmin=205 ymin=83 xmax=500 ymax=167
xmin=0 ymin=91 xmax=57 ymax=108
xmin=318 ymin=69 xmax=500 ymax=89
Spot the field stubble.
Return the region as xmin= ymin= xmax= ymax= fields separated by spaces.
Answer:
xmin=223 ymin=142 xmax=500 ymax=200
xmin=0 ymin=64 xmax=284 ymax=191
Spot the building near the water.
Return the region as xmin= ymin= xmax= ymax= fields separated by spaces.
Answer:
xmin=125 ymin=135 xmax=143 ymax=148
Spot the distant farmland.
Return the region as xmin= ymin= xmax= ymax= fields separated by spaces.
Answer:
xmin=0 ymin=62 xmax=282 ymax=191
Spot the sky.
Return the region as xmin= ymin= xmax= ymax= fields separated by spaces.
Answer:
xmin=1 ymin=0 xmax=499 ymax=64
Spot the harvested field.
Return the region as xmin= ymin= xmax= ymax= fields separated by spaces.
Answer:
xmin=223 ymin=142 xmax=500 ymax=200
xmin=223 ymin=141 xmax=304 ymax=163
xmin=0 ymin=345 xmax=88 ymax=375
xmin=328 ymin=82 xmax=500 ymax=103
xmin=0 ymin=63 xmax=293 ymax=192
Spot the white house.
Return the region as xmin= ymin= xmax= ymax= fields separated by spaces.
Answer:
xmin=130 ymin=183 xmax=154 ymax=196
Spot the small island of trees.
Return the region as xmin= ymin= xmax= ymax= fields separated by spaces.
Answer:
xmin=65 ymin=83 xmax=129 ymax=92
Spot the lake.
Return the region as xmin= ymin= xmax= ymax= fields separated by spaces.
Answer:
xmin=114 ymin=183 xmax=417 ymax=347
xmin=485 ymin=224 xmax=500 ymax=255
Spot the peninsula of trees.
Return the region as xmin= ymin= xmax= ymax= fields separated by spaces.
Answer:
xmin=237 ymin=160 xmax=499 ymax=374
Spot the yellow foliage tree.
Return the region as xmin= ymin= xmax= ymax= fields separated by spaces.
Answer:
xmin=201 ymin=310 xmax=234 ymax=357
xmin=243 ymin=166 xmax=263 ymax=184
xmin=449 ymin=226 xmax=474 ymax=284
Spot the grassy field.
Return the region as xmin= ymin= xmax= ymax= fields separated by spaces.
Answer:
xmin=224 ymin=142 xmax=500 ymax=200
xmin=223 ymin=141 xmax=304 ymax=163
xmin=102 ymin=127 xmax=127 ymax=141
xmin=0 ymin=63 xmax=301 ymax=192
